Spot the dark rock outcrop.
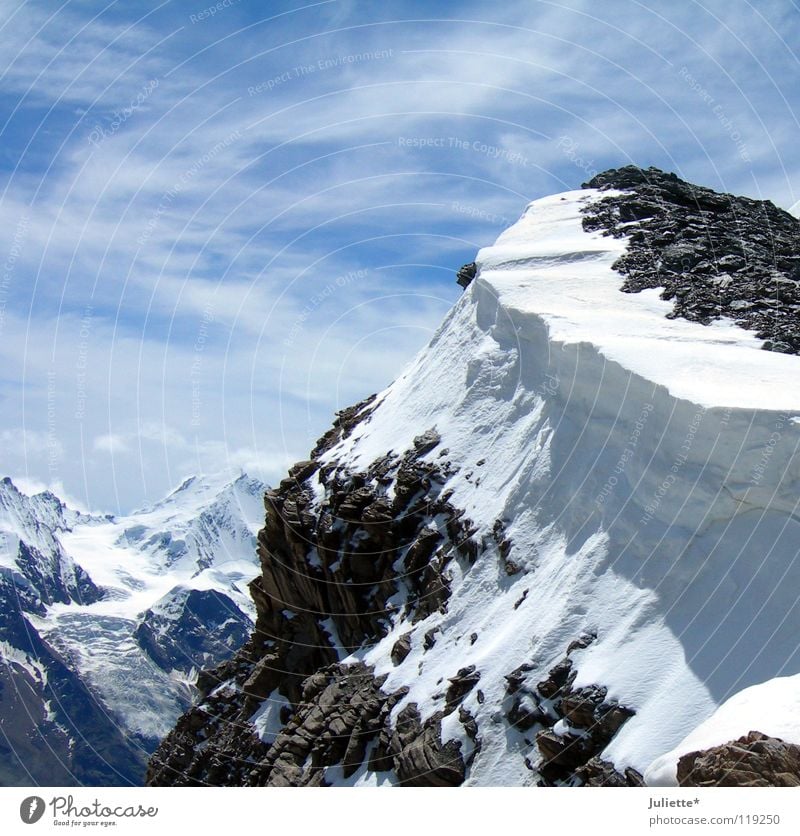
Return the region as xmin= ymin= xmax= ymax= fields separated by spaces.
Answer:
xmin=677 ymin=731 xmax=800 ymax=787
xmin=582 ymin=165 xmax=800 ymax=354
xmin=391 ymin=632 xmax=412 ymax=666
xmin=134 ymin=587 xmax=252 ymax=674
xmin=444 ymin=666 xmax=481 ymax=714
xmin=148 ymin=405 xmax=481 ymax=787
xmin=456 ymin=261 xmax=477 ymax=289
xmin=535 ymin=661 xmax=634 ymax=785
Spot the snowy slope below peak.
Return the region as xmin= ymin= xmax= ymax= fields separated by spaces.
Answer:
xmin=314 ymin=188 xmax=800 ymax=784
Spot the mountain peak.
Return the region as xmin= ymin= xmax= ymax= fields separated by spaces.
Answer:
xmin=578 ymin=167 xmax=800 ymax=355
xmin=150 ymin=173 xmax=800 ymax=789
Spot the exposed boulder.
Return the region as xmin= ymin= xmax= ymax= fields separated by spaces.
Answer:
xmin=391 ymin=632 xmax=412 ymax=666
xmin=456 ymin=261 xmax=477 ymax=289
xmin=677 ymin=731 xmax=800 ymax=787
xmin=500 ymin=638 xmax=635 ymax=786
xmin=444 ymin=665 xmax=481 ymax=714
xmin=389 ymin=703 xmax=466 ymax=786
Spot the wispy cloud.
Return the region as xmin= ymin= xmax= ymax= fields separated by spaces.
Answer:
xmin=2 ymin=0 xmax=799 ymax=509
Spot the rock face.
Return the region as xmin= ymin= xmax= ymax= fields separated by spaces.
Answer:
xmin=247 ymin=662 xmax=401 ymax=787
xmin=677 ymin=732 xmax=800 ymax=787
xmin=582 ymin=166 xmax=800 ymax=353
xmin=150 ymin=167 xmax=800 ymax=788
xmin=148 ymin=397 xmax=484 ymax=786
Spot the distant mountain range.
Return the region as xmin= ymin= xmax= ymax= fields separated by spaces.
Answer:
xmin=0 ymin=472 xmax=266 ymax=786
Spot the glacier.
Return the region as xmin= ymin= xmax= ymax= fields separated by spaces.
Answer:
xmin=0 ymin=472 xmax=265 ymax=785
xmin=148 ymin=171 xmax=800 ymax=787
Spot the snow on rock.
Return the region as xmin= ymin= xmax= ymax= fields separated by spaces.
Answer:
xmin=322 ymin=187 xmax=800 ymax=781
xmin=645 ymin=673 xmax=800 ymax=785
xmin=149 ymin=171 xmax=800 ymax=787
xmin=0 ymin=471 xmax=267 ymax=784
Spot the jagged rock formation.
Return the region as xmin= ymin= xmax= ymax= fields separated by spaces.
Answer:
xmin=576 ymin=758 xmax=645 ymax=787
xmin=148 ymin=401 xmax=488 ymax=786
xmin=150 ymin=166 xmax=800 ymax=787
xmin=582 ymin=166 xmax=800 ymax=353
xmin=677 ymin=732 xmax=800 ymax=787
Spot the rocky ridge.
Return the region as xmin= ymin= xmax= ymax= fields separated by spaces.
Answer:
xmin=149 ymin=166 xmax=800 ymax=788
xmin=582 ymin=166 xmax=800 ymax=353
xmin=148 ymin=399 xmax=636 ymax=787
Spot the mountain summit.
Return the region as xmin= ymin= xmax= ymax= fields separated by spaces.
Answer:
xmin=149 ymin=168 xmax=800 ymax=788
xmin=582 ymin=166 xmax=800 ymax=354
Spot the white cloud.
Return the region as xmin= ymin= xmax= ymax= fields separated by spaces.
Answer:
xmin=3 ymin=0 xmax=800 ymax=510
xmin=92 ymin=433 xmax=130 ymax=454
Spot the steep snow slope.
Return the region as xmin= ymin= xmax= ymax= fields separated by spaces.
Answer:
xmin=325 ymin=188 xmax=800 ymax=781
xmin=150 ymin=170 xmax=800 ymax=788
xmin=0 ymin=473 xmax=265 ymax=785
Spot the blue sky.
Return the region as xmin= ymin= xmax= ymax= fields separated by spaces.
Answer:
xmin=2 ymin=0 xmax=799 ymax=511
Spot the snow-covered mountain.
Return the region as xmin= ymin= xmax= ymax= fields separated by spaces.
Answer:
xmin=0 ymin=472 xmax=266 ymax=786
xmin=148 ymin=166 xmax=800 ymax=788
